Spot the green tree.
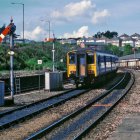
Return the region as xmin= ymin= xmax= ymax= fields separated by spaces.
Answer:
xmin=105 ymin=44 xmax=122 ymax=56
xmin=94 ymin=31 xmax=118 ymax=39
xmin=0 ymin=44 xmax=9 ymax=70
xmin=0 ymin=41 xmax=72 ymax=71
xmin=123 ymin=44 xmax=133 ymax=55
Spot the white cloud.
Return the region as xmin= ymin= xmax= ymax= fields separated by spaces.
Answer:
xmin=24 ymin=26 xmax=47 ymax=41
xmin=51 ymin=0 xmax=95 ymax=20
xmin=62 ymin=26 xmax=89 ymax=38
xmin=64 ymin=0 xmax=95 ymax=17
xmin=92 ymin=9 xmax=110 ymax=24
xmin=51 ymin=0 xmax=110 ymax=25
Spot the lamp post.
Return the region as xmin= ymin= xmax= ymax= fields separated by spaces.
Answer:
xmin=11 ymin=2 xmax=24 ymax=43
xmin=41 ymin=20 xmax=50 ymax=39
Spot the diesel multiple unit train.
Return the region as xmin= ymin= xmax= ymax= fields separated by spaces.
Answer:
xmin=118 ymin=59 xmax=140 ymax=69
xmin=67 ymin=47 xmax=118 ymax=87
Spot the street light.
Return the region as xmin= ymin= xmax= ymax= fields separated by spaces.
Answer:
xmin=41 ymin=20 xmax=50 ymax=39
xmin=46 ymin=29 xmax=56 ymax=72
xmin=11 ymin=2 xmax=24 ymax=43
xmin=52 ymin=31 xmax=55 ymax=72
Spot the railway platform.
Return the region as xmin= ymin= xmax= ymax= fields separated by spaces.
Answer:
xmin=108 ymin=113 xmax=140 ymax=140
xmin=0 ymin=83 xmax=75 ymax=113
xmin=107 ymin=70 xmax=140 ymax=140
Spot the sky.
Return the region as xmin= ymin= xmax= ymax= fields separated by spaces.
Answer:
xmin=0 ymin=0 xmax=140 ymax=41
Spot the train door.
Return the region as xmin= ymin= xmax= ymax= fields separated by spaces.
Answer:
xmin=76 ymin=53 xmax=87 ymax=77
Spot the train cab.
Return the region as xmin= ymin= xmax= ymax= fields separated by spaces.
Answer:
xmin=67 ymin=48 xmax=118 ymax=87
xmin=67 ymin=50 xmax=96 ymax=86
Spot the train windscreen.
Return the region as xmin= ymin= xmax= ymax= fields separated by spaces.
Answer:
xmin=87 ymin=53 xmax=94 ymax=64
xmin=77 ymin=53 xmax=86 ymax=77
xmin=69 ymin=53 xmax=76 ymax=64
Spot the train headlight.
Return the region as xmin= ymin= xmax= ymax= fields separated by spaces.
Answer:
xmin=70 ymin=71 xmax=76 ymax=74
xmin=88 ymin=70 xmax=94 ymax=74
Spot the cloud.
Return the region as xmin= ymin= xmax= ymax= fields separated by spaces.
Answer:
xmin=50 ymin=0 xmax=110 ymax=25
xmin=62 ymin=26 xmax=89 ymax=38
xmin=51 ymin=0 xmax=95 ymax=21
xmin=91 ymin=9 xmax=110 ymax=24
xmin=24 ymin=26 xmax=47 ymax=41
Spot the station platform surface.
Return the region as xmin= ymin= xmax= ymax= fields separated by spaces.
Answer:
xmin=108 ymin=113 xmax=140 ymax=140
xmin=108 ymin=70 xmax=140 ymax=140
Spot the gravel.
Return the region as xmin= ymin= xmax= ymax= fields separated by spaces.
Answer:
xmin=0 ymin=72 xmax=123 ymax=140
xmin=83 ymin=70 xmax=140 ymax=140
xmin=0 ymin=84 xmax=75 ymax=112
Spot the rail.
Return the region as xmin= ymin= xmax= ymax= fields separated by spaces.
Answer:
xmin=25 ymin=71 xmax=134 ymax=140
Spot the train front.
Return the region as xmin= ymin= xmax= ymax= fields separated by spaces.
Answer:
xmin=67 ymin=50 xmax=96 ymax=87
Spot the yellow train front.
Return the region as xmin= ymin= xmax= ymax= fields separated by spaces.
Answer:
xmin=67 ymin=48 xmax=118 ymax=87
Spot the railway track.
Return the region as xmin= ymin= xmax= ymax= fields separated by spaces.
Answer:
xmin=0 ymin=88 xmax=91 ymax=130
xmin=25 ymin=71 xmax=135 ymax=140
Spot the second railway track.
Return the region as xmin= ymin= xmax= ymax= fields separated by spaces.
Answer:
xmin=25 ymin=71 xmax=134 ymax=140
xmin=0 ymin=88 xmax=91 ymax=129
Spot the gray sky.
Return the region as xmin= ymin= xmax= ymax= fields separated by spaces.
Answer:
xmin=0 ymin=0 xmax=140 ymax=41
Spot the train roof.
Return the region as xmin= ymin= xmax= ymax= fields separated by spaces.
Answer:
xmin=68 ymin=47 xmax=118 ymax=57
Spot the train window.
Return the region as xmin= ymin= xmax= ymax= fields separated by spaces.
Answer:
xmin=98 ymin=55 xmax=100 ymax=65
xmin=87 ymin=53 xmax=94 ymax=64
xmin=106 ymin=56 xmax=110 ymax=62
xmin=69 ymin=53 xmax=75 ymax=64
xmin=104 ymin=56 xmax=106 ymax=63
xmin=100 ymin=56 xmax=104 ymax=62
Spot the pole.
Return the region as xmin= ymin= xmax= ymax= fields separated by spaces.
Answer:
xmin=23 ymin=4 xmax=24 ymax=43
xmin=133 ymin=46 xmax=136 ymax=59
xmin=52 ymin=42 xmax=55 ymax=72
xmin=10 ymin=34 xmax=14 ymax=100
xmin=40 ymin=20 xmax=50 ymax=40
xmin=11 ymin=3 xmax=24 ymax=43
xmin=39 ymin=68 xmax=40 ymax=92
xmin=134 ymin=49 xmax=136 ymax=59
xmin=48 ymin=21 xmax=50 ymax=39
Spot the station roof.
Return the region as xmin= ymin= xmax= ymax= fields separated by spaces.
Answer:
xmin=119 ymin=53 xmax=140 ymax=60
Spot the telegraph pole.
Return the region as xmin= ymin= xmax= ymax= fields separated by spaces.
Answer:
xmin=10 ymin=33 xmax=14 ymax=100
xmin=0 ymin=18 xmax=16 ymax=104
xmin=9 ymin=18 xmax=16 ymax=102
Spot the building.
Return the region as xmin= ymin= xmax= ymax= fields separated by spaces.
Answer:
xmin=119 ymin=53 xmax=140 ymax=60
xmin=119 ymin=33 xmax=130 ymax=40
xmin=96 ymin=36 xmax=108 ymax=44
xmin=106 ymin=37 xmax=122 ymax=47
xmin=58 ymin=33 xmax=140 ymax=48
xmin=77 ymin=36 xmax=87 ymax=45
xmin=131 ymin=33 xmax=140 ymax=48
xmin=86 ymin=37 xmax=96 ymax=43
xmin=14 ymin=39 xmax=35 ymax=44
xmin=121 ymin=37 xmax=135 ymax=47
xmin=59 ymin=38 xmax=77 ymax=44
xmin=131 ymin=33 xmax=140 ymax=40
xmin=135 ymin=39 xmax=140 ymax=48
xmin=119 ymin=34 xmax=135 ymax=47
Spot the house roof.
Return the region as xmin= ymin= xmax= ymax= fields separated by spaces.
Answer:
xmin=131 ymin=33 xmax=140 ymax=37
xmin=107 ymin=37 xmax=122 ymax=41
xmin=119 ymin=53 xmax=140 ymax=60
xmin=119 ymin=33 xmax=129 ymax=38
xmin=96 ymin=36 xmax=108 ymax=40
xmin=122 ymin=37 xmax=136 ymax=41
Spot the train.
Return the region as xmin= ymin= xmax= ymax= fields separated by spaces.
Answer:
xmin=67 ymin=47 xmax=118 ymax=87
xmin=118 ymin=59 xmax=140 ymax=69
